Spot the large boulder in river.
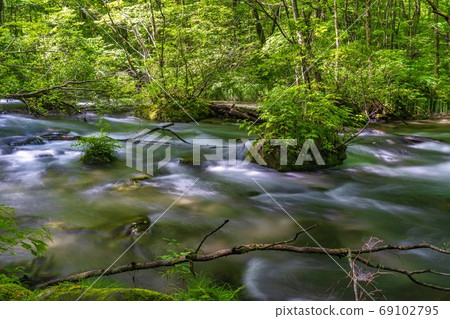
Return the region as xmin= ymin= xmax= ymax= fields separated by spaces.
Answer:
xmin=250 ymin=140 xmax=347 ymax=171
xmin=36 ymin=129 xmax=80 ymax=141
xmin=36 ymin=285 xmax=173 ymax=301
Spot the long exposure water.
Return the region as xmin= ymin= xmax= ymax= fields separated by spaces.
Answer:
xmin=0 ymin=112 xmax=449 ymax=300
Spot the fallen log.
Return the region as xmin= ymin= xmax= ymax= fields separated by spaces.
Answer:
xmin=209 ymin=101 xmax=260 ymax=121
xmin=35 ymin=223 xmax=450 ymax=297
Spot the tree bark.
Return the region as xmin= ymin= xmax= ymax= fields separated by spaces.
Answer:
xmin=291 ymin=0 xmax=310 ymax=86
xmin=433 ymin=0 xmax=439 ymax=76
xmin=333 ymin=0 xmax=340 ymax=83
xmin=0 ymin=0 xmax=4 ymax=25
xmin=34 ymin=241 xmax=450 ymax=292
xmin=364 ymin=0 xmax=372 ymax=47
xmin=252 ymin=8 xmax=266 ymax=45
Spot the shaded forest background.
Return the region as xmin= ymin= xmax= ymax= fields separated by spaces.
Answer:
xmin=0 ymin=0 xmax=448 ymax=120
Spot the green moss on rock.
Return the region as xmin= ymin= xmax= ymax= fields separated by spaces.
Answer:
xmin=130 ymin=174 xmax=152 ymax=181
xmin=36 ymin=285 xmax=173 ymax=301
xmin=252 ymin=141 xmax=347 ymax=172
xmin=0 ymin=284 xmax=32 ymax=301
xmin=112 ymin=180 xmax=143 ymax=191
xmin=134 ymin=97 xmax=212 ymax=122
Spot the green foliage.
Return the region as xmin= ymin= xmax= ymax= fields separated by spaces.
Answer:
xmin=0 ymin=272 xmax=21 ymax=285
xmin=246 ymin=85 xmax=351 ymax=147
xmin=157 ymin=238 xmax=244 ymax=301
xmin=0 ymin=204 xmax=51 ymax=256
xmin=241 ymin=85 xmax=352 ymax=169
xmin=0 ymin=0 xmax=449 ymax=123
xmin=173 ymin=272 xmax=244 ymax=301
xmin=72 ymin=121 xmax=122 ymax=164
xmin=134 ymin=91 xmax=211 ymax=122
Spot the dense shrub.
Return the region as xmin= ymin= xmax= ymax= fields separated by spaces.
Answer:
xmin=73 ymin=134 xmax=122 ymax=164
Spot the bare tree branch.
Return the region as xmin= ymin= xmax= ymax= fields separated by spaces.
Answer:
xmin=429 ymin=25 xmax=450 ymax=42
xmin=4 ymin=80 xmax=103 ymax=99
xmin=35 ymin=240 xmax=450 ymax=292
xmin=424 ymin=0 xmax=450 ymax=25
xmin=195 ymin=219 xmax=230 ymax=254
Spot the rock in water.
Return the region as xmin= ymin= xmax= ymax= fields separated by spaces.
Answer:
xmin=37 ymin=129 xmax=80 ymax=141
xmin=130 ymin=174 xmax=152 ymax=181
xmin=126 ymin=217 xmax=151 ymax=237
xmin=111 ymin=180 xmax=143 ymax=191
xmin=124 ymin=216 xmax=151 ymax=237
xmin=0 ymin=136 xmax=46 ymax=146
xmin=109 ymin=216 xmax=152 ymax=239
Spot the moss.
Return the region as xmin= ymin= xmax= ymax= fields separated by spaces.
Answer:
xmin=254 ymin=142 xmax=347 ymax=172
xmin=36 ymin=285 xmax=174 ymax=301
xmin=178 ymin=157 xmax=194 ymax=165
xmin=130 ymin=174 xmax=152 ymax=181
xmin=0 ymin=284 xmax=33 ymax=301
xmin=112 ymin=180 xmax=143 ymax=191
xmin=134 ymin=97 xmax=212 ymax=122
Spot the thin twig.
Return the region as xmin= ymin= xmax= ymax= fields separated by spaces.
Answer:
xmin=194 ymin=220 xmax=230 ymax=255
xmin=268 ymin=224 xmax=317 ymax=247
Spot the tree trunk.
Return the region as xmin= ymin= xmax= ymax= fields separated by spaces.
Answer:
xmin=291 ymin=0 xmax=310 ymax=86
xmin=390 ymin=0 xmax=397 ymax=49
xmin=252 ymin=8 xmax=266 ymax=45
xmin=333 ymin=0 xmax=340 ymax=83
xmin=0 ymin=0 xmax=4 ymax=25
xmin=364 ymin=0 xmax=372 ymax=47
xmin=433 ymin=0 xmax=439 ymax=76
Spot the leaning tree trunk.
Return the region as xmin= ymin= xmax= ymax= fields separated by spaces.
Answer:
xmin=364 ymin=0 xmax=372 ymax=47
xmin=291 ymin=0 xmax=310 ymax=87
xmin=0 ymin=0 xmax=4 ymax=25
xmin=333 ymin=0 xmax=340 ymax=83
xmin=434 ymin=0 xmax=440 ymax=76
xmin=252 ymin=7 xmax=266 ymax=45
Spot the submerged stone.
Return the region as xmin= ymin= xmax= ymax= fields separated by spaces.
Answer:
xmin=253 ymin=141 xmax=347 ymax=172
xmin=111 ymin=180 xmax=143 ymax=191
xmin=0 ymin=136 xmax=46 ymax=146
xmin=101 ymin=215 xmax=153 ymax=240
xmin=119 ymin=216 xmax=151 ymax=238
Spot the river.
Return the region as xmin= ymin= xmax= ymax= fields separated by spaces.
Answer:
xmin=0 ymin=112 xmax=449 ymax=300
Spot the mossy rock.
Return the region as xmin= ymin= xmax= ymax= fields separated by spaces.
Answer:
xmin=0 ymin=284 xmax=32 ymax=301
xmin=178 ymin=157 xmax=194 ymax=165
xmin=134 ymin=97 xmax=212 ymax=122
xmin=36 ymin=285 xmax=174 ymax=301
xmin=252 ymin=141 xmax=347 ymax=172
xmin=110 ymin=215 xmax=151 ymax=238
xmin=112 ymin=180 xmax=143 ymax=191
xmin=130 ymin=174 xmax=152 ymax=181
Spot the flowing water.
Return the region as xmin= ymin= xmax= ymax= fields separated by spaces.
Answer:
xmin=0 ymin=112 xmax=449 ymax=301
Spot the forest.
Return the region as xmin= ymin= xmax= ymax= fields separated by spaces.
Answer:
xmin=0 ymin=0 xmax=449 ymax=304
